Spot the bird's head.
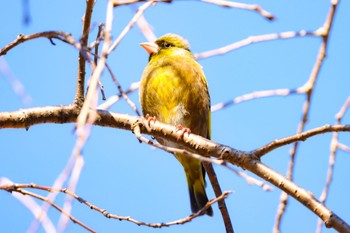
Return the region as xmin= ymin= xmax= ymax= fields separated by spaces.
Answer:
xmin=140 ymin=34 xmax=191 ymax=57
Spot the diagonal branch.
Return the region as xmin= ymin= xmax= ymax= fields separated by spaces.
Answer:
xmin=273 ymin=1 xmax=340 ymax=231
xmin=0 ymin=107 xmax=349 ymax=231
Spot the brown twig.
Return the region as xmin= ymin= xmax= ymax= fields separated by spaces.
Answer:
xmin=204 ymin=163 xmax=234 ymax=233
xmin=0 ymin=31 xmax=78 ymax=56
xmin=201 ymin=0 xmax=274 ymax=20
xmin=74 ymin=0 xmax=96 ymax=106
xmin=0 ymin=178 xmax=55 ymax=232
xmin=100 ymin=191 xmax=232 ymax=227
xmin=105 ymin=63 xmax=141 ymax=115
xmin=93 ymin=24 xmax=107 ymax=101
xmin=273 ymin=1 xmax=339 ymax=231
xmin=1 ymin=183 xmax=96 ymax=233
xmin=0 ymin=182 xmax=230 ymax=228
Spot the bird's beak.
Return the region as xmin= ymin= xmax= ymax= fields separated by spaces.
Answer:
xmin=140 ymin=42 xmax=159 ymax=55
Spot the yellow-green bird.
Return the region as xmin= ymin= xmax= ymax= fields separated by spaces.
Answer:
xmin=139 ymin=34 xmax=213 ymax=216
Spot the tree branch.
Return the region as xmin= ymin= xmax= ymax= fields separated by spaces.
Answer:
xmin=1 ymin=106 xmax=349 ymax=231
xmin=200 ymin=0 xmax=275 ymax=20
xmin=0 ymin=31 xmax=78 ymax=56
xmin=74 ymin=0 xmax=96 ymax=106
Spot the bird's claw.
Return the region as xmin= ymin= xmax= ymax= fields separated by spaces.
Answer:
xmin=144 ymin=114 xmax=157 ymax=127
xmin=176 ymin=125 xmax=191 ymax=140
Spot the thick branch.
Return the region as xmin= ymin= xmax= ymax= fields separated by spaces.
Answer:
xmin=1 ymin=108 xmax=349 ymax=231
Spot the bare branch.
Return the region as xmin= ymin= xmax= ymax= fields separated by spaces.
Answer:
xmin=97 ymin=81 xmax=140 ymax=110
xmin=203 ymin=163 xmax=234 ymax=233
xmin=316 ymin=95 xmax=350 ymax=233
xmin=273 ymin=0 xmax=339 ymax=230
xmin=1 ymin=183 xmax=96 ymax=233
xmin=0 ymin=31 xmax=78 ymax=56
xmin=73 ymin=0 xmax=96 ymax=106
xmin=112 ymin=0 xmax=171 ymax=7
xmin=201 ymin=0 xmax=274 ymax=20
xmin=0 ymin=178 xmax=55 ymax=232
xmin=255 ymin=125 xmax=350 ymax=158
xmin=211 ymin=87 xmax=303 ymax=112
xmin=196 ymin=30 xmax=318 ymax=60
xmin=105 ymin=62 xmax=141 ymax=115
xmin=108 ymin=1 xmax=157 ymax=54
xmin=99 ymin=191 xmax=232 ymax=227
xmin=0 ymin=182 xmax=230 ymax=228
xmin=1 ymin=106 xmax=350 ymax=231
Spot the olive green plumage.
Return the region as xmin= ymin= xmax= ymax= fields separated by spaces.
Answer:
xmin=139 ymin=34 xmax=213 ymax=216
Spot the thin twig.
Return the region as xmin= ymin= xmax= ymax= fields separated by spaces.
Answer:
xmin=0 ymin=57 xmax=32 ymax=105
xmin=337 ymin=142 xmax=350 ymax=153
xmin=316 ymin=96 xmax=350 ymax=233
xmin=0 ymin=182 xmax=230 ymax=228
xmin=108 ymin=1 xmax=157 ymax=54
xmin=0 ymin=31 xmax=78 ymax=56
xmin=255 ymin=125 xmax=350 ymax=158
xmin=97 ymin=81 xmax=140 ymax=110
xmin=273 ymin=1 xmax=339 ymax=231
xmin=93 ymin=24 xmax=107 ymax=101
xmin=135 ymin=13 xmax=157 ymax=42
xmin=195 ymin=30 xmax=318 ymax=60
xmin=201 ymin=0 xmax=274 ymax=20
xmin=112 ymin=0 xmax=171 ymax=7
xmin=105 ymin=63 xmax=141 ymax=115
xmin=74 ymin=0 xmax=96 ymax=106
xmin=0 ymin=178 xmax=55 ymax=232
xmin=231 ymin=169 xmax=273 ymax=191
xmin=57 ymin=155 xmax=85 ymax=233
xmin=203 ymin=163 xmax=234 ymax=233
xmin=2 ymin=183 xmax=96 ymax=233
xmin=211 ymin=87 xmax=304 ymax=112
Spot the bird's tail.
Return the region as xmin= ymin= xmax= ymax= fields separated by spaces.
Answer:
xmin=176 ymin=153 xmax=213 ymax=216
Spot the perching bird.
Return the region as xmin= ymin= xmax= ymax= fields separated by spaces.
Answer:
xmin=139 ymin=34 xmax=213 ymax=216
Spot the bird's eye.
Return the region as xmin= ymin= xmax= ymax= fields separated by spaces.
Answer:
xmin=163 ymin=42 xmax=171 ymax=48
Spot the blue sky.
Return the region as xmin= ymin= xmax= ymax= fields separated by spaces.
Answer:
xmin=1 ymin=1 xmax=349 ymax=233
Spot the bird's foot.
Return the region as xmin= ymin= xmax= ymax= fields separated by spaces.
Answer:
xmin=176 ymin=125 xmax=191 ymax=140
xmin=144 ymin=114 xmax=157 ymax=127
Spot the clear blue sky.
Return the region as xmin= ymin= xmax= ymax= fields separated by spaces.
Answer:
xmin=1 ymin=1 xmax=349 ymax=232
